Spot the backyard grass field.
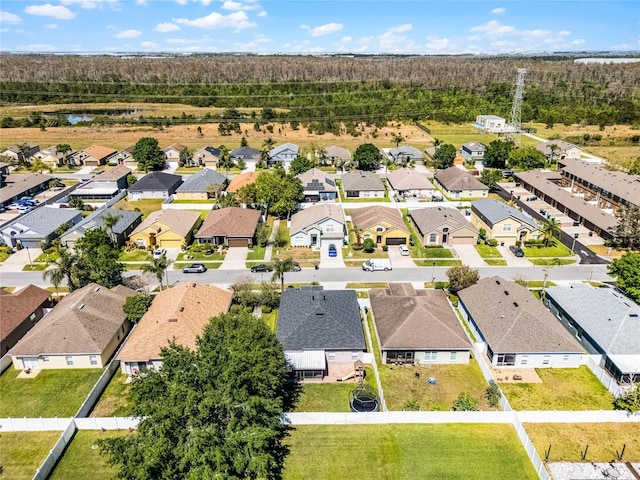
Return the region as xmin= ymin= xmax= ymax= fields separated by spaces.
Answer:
xmin=525 ymin=423 xmax=640 ymax=462
xmin=499 ymin=366 xmax=614 ymax=411
xmin=294 ymin=368 xmax=377 ymax=412
xmin=0 ymin=368 xmax=104 ymax=417
xmin=90 ymin=373 xmax=133 ymax=418
xmin=0 ymin=432 xmax=61 ymax=480
xmin=284 ymin=424 xmax=539 ymax=480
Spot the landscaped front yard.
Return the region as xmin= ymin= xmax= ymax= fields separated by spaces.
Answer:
xmin=0 ymin=431 xmax=61 ymax=480
xmin=523 ymin=242 xmax=572 ymax=257
xmin=284 ymin=424 xmax=538 ymax=480
xmin=499 ymin=366 xmax=614 ymax=410
xmin=526 ymin=423 xmax=640 ymax=462
xmin=0 ymin=368 xmax=104 ymax=417
xmin=475 ymin=243 xmax=507 ymax=266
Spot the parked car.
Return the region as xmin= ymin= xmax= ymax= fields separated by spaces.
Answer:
xmin=182 ymin=263 xmax=207 ymax=273
xmin=509 ymin=245 xmax=525 ymax=257
xmin=250 ymin=264 xmax=273 ymax=273
xmin=328 ymin=243 xmax=337 ymax=257
xmin=152 ymin=248 xmax=166 ymax=259
xmin=291 ymin=262 xmax=302 ymax=272
xmin=399 ymin=245 xmax=410 ymax=256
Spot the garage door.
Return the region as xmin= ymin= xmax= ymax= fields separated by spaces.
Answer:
xmin=158 ymin=239 xmax=183 ymax=248
xmin=228 ymin=238 xmax=249 ymax=247
xmin=385 ymin=237 xmax=407 ymax=246
xmin=451 ymin=236 xmax=476 ymax=245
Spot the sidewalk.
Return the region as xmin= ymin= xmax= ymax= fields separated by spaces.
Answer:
xmin=264 ymin=218 xmax=279 ymax=262
xmin=0 ymin=247 xmax=43 ymax=273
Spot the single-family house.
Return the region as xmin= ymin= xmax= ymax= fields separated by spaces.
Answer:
xmin=297 ymin=167 xmax=337 ymax=202
xmin=474 ymin=115 xmax=508 ymax=133
xmin=384 ymin=145 xmax=424 ymax=165
xmin=1 ymin=144 xmax=39 ymax=164
xmin=290 ymin=204 xmax=346 ymax=248
xmin=129 ymin=209 xmax=200 ymax=248
xmin=410 ymin=206 xmax=478 ymax=246
xmin=114 ymin=146 xmax=135 ymax=166
xmin=536 ymin=140 xmax=582 ymax=161
xmin=433 ymin=167 xmax=489 ymax=200
xmin=163 ymin=143 xmax=187 ymax=165
xmin=545 ymin=284 xmax=640 ymax=383
xmin=175 ymin=168 xmax=227 ymax=201
xmin=60 ymin=207 xmax=142 ymax=248
xmin=386 ymin=168 xmax=435 ymax=199
xmin=370 ymin=283 xmax=471 ymax=365
xmin=10 ymin=283 xmax=137 ymax=370
xmin=0 ymin=173 xmax=52 ymax=209
xmin=268 ymin=142 xmax=298 ymax=166
xmin=128 ymin=171 xmax=182 ymax=201
xmin=457 ymin=277 xmax=583 ymax=369
xmin=196 ymin=206 xmax=261 ymax=247
xmin=194 ymin=146 xmax=221 ymax=168
xmin=350 ymin=206 xmax=410 ymax=246
xmin=34 ymin=145 xmax=64 ymax=169
xmin=460 ymin=142 xmax=486 ymax=163
xmin=79 ymin=145 xmax=118 ymax=167
xmin=1 ymin=285 xmax=51 ymax=355
xmin=320 ymin=145 xmax=351 ymax=166
xmin=0 ymin=206 xmax=82 ymax=248
xmin=276 ymin=286 xmax=365 ymax=381
xmin=226 ymin=172 xmax=258 ymax=194
xmin=341 ymin=170 xmax=386 ymax=198
xmin=70 ymin=165 xmax=131 ymax=200
xmin=470 ymin=198 xmax=540 ymax=246
xmin=230 ymin=146 xmax=260 ymax=163
xmin=117 ymin=282 xmax=233 ymax=375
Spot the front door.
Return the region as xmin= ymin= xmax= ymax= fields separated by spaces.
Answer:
xmin=311 ymin=234 xmax=318 ymax=246
xmin=442 ymin=233 xmax=448 ymax=244
xmin=23 ymin=357 xmax=40 ymax=370
xmin=376 ymin=235 xmax=382 ymax=244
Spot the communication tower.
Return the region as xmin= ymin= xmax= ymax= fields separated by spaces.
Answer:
xmin=506 ymin=68 xmax=527 ymax=145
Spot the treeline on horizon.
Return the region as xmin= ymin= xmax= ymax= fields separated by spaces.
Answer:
xmin=1 ymin=54 xmax=639 ymax=127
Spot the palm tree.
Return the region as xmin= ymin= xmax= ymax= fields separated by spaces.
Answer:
xmin=540 ymin=217 xmax=561 ymax=247
xmin=102 ymin=213 xmax=121 ymax=246
xmin=218 ymin=145 xmax=233 ymax=179
xmin=260 ymin=137 xmax=276 ymax=168
xmin=55 ymin=143 xmax=72 ymax=166
xmin=548 ymin=143 xmax=560 ymax=170
xmin=141 ymin=254 xmax=173 ymax=291
xmin=271 ymin=257 xmax=297 ymax=291
xmin=42 ymin=249 xmax=78 ymax=293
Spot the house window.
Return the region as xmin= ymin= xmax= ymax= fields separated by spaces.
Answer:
xmin=542 ymin=355 xmax=551 ymax=366
xmin=325 ymin=224 xmax=334 ymax=232
xmin=429 ymin=233 xmax=437 ymax=243
xmin=376 ymin=226 xmax=384 ymax=232
xmin=450 ymin=351 xmax=457 ymax=361
xmin=43 ymin=356 xmax=49 ymax=363
xmin=496 ymin=354 xmax=516 ymax=366
xmin=502 ymin=223 xmax=512 ymax=232
xmin=424 ymin=351 xmax=437 ymax=361
xmin=328 ymin=352 xmax=336 ymax=360
xmin=30 ymin=312 xmax=37 ymax=321
xmin=351 ymin=352 xmax=359 ymax=361
xmin=521 ymin=359 xmax=528 ymax=365
xmin=563 ymin=355 xmax=569 ymax=361
xmin=66 ymin=356 xmax=74 ymax=366
xmin=90 ymin=355 xmax=98 ymax=366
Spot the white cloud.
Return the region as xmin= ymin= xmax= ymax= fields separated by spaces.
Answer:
xmin=166 ymin=37 xmax=198 ymax=44
xmin=24 ymin=4 xmax=76 ymax=20
xmin=424 ymin=35 xmax=457 ymax=53
xmin=388 ymin=24 xmax=412 ymax=34
xmin=491 ymin=7 xmax=505 ymax=14
xmin=18 ymin=43 xmax=57 ymax=51
xmin=173 ymin=11 xmax=256 ymax=31
xmin=470 ymin=20 xmax=515 ymax=37
xmin=114 ymin=29 xmax=142 ymax=38
xmin=45 ymin=23 xmax=58 ymax=29
xmin=357 ymin=24 xmax=414 ymax=53
xmin=1 ymin=11 xmax=22 ymax=24
xmin=257 ymin=10 xmax=266 ymax=17
xmin=155 ymin=22 xmax=180 ymax=32
xmin=60 ymin=0 xmax=117 ymax=8
xmin=570 ymin=39 xmax=585 ymax=45
xmin=136 ymin=0 xmax=147 ymax=4
xmin=308 ymin=22 xmax=343 ymax=37
xmin=341 ymin=36 xmax=352 ymax=43
xmin=140 ymin=41 xmax=158 ymax=47
xmin=221 ymin=1 xmax=258 ymax=11
xmin=176 ymin=0 xmax=188 ymax=5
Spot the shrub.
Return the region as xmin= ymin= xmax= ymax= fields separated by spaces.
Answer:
xmin=434 ymin=281 xmax=447 ymax=290
xmin=262 ymin=305 xmax=273 ymax=314
xmin=452 ymin=392 xmax=480 ymax=411
xmin=230 ymin=304 xmax=243 ymax=314
xmin=352 ymin=244 xmax=364 ymax=251
xmin=382 ymin=245 xmax=388 ymax=252
xmin=363 ymin=238 xmax=375 ymax=253
xmin=403 ymin=399 xmax=420 ymax=411
xmin=486 ymin=239 xmax=498 ymax=247
xmin=485 ymin=380 xmax=502 ymax=408
xmin=244 ymin=306 xmax=254 ymax=313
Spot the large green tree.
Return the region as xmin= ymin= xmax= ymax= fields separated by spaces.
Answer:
xmin=243 ymin=170 xmax=303 ymax=218
xmin=539 ymin=217 xmax=561 ymax=247
xmin=432 ymin=143 xmax=456 ymax=169
xmin=132 ymin=137 xmax=165 ymax=172
xmin=141 ymin=254 xmax=173 ymax=291
xmin=353 ymin=143 xmax=382 ymax=171
xmin=99 ymin=311 xmax=298 ymax=480
xmin=608 ymin=252 xmax=640 ymax=303
xmin=446 ymin=265 xmax=479 ymax=292
xmin=612 ymin=205 xmax=640 ymax=250
xmin=123 ymin=294 xmax=153 ymax=323
xmin=74 ymin=228 xmax=125 ymax=288
xmin=479 ymin=168 xmax=504 ymax=191
xmin=289 ymin=155 xmax=314 ymax=175
xmin=508 ymin=146 xmax=547 ymax=170
xmin=484 ymin=139 xmax=515 ymax=169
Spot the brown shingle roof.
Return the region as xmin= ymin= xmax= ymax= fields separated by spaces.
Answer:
xmin=9 ymin=283 xmax=136 ymax=356
xmin=117 ymin=282 xmax=232 ymax=362
xmin=83 ymin=145 xmax=117 ymax=161
xmin=434 ymin=167 xmax=488 ymax=192
xmin=458 ymin=276 xmax=583 ymax=354
xmin=196 ymin=207 xmax=261 ymax=239
xmin=93 ymin=165 xmax=131 ymax=181
xmin=410 ymin=207 xmax=477 ymax=236
xmin=350 ymin=206 xmax=409 ymax=234
xmin=370 ymin=284 xmax=471 ymax=350
xmin=386 ymin=168 xmax=435 ymax=191
xmin=165 ymin=143 xmax=187 ymax=152
xmin=290 ymin=204 xmax=345 ymax=234
xmin=226 ymin=172 xmax=258 ymax=193
xmin=341 ymin=170 xmax=385 ymax=192
xmin=130 ymin=209 xmax=200 ymax=239
xmin=1 ymin=285 xmax=50 ymax=344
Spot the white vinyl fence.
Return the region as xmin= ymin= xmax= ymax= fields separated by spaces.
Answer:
xmin=513 ymin=413 xmax=552 ymax=480
xmin=584 ymin=355 xmax=624 ymax=398
xmin=0 ymin=354 xmax=13 ymax=374
xmin=75 ymin=360 xmax=121 ymax=418
xmin=32 ymin=419 xmax=76 ymax=480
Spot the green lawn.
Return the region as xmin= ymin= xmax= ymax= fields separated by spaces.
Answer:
xmin=261 ymin=308 xmax=278 ymax=333
xmin=342 ymin=246 xmax=389 ymax=259
xmin=35 ymin=249 xmax=60 ymax=263
xmin=173 ymin=261 xmax=222 ymax=270
xmin=176 ymin=250 xmax=224 ymax=261
xmin=500 ymin=366 xmax=614 ymax=410
xmin=530 ymin=258 xmax=576 ymax=266
xmin=294 ymin=368 xmax=377 ymax=412
xmin=414 ymin=259 xmax=462 ymax=267
xmin=170 ymin=199 xmax=216 ymax=204
xmin=378 ymin=359 xmax=491 ymax=412
xmin=284 ymin=424 xmax=538 ymax=480
xmin=118 ymin=249 xmax=151 ymax=262
xmin=425 ymin=121 xmax=501 ymax=147
xmin=419 ymin=248 xmax=454 ymax=258
xmin=526 ymin=423 xmax=640 ymax=462
xmin=0 ymin=368 xmax=104 ymax=417
xmin=90 ymin=373 xmax=133 ymax=417
xmin=112 ymin=198 xmax=164 ymax=219
xmin=0 ymin=251 xmax=12 ymax=262
xmin=272 ymin=247 xmax=320 ymax=266
xmin=475 ymin=243 xmax=503 ymax=259
xmin=246 ymin=246 xmax=266 ymax=261
xmin=22 ymin=263 xmax=47 ymax=271
xmin=0 ymin=431 xmax=61 ymax=480
xmin=339 ymin=190 xmax=390 ymax=202
xmin=48 ymin=430 xmax=129 ymax=480
xmin=523 ymin=242 xmax=572 ymax=257
xmin=345 ymin=282 xmax=389 ymax=289
xmin=484 ymin=259 xmax=508 ymax=266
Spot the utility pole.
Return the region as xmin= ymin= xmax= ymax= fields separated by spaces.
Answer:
xmin=506 ymin=68 xmax=527 ymax=146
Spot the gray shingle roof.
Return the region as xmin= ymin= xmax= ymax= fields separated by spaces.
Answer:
xmin=458 ymin=277 xmax=583 ymax=354
xmin=3 ymin=207 xmax=81 ymax=238
xmin=128 ymin=171 xmax=182 ymax=192
xmin=230 ymin=146 xmax=260 ymax=160
xmin=461 ymin=142 xmax=486 ymax=153
xmin=297 ymin=168 xmax=336 ymax=193
xmin=388 ymin=145 xmax=424 ymax=160
xmin=341 ymin=170 xmax=385 ymax=192
xmin=471 ymin=199 xmax=537 ymax=230
xmin=64 ymin=208 xmax=142 ymax=236
xmin=546 ymin=284 xmax=640 ymax=355
xmin=269 ymin=143 xmax=299 ymax=160
xmin=277 ymin=286 xmax=365 ymax=351
xmin=175 ymin=168 xmax=226 ymax=193
xmin=410 ymin=206 xmax=477 ymax=236
xmin=290 ymin=204 xmax=345 ymax=235
xmin=536 ymin=140 xmax=578 ymax=156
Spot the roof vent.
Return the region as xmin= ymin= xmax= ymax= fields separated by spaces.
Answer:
xmin=78 ymin=303 xmax=85 ymax=309
xmin=629 ymin=313 xmax=638 ymax=318
xmin=179 ymin=307 xmax=184 ymax=312
xmin=192 ymin=283 xmax=196 ymax=287
xmin=513 ymin=302 xmax=519 ymax=308
xmin=495 ymin=280 xmax=501 ymax=285
xmin=94 ymin=287 xmax=100 ymax=292
xmin=504 ymin=291 xmax=509 ymax=296
xmin=168 ymin=318 xmax=178 ymax=322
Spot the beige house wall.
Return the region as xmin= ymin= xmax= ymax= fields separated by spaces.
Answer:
xmin=382 ymin=349 xmax=470 ymax=365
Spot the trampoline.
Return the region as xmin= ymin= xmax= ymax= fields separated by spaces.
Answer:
xmin=349 ymin=384 xmax=380 ymax=412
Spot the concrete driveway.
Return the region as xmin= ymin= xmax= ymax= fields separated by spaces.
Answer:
xmin=497 ymin=246 xmax=532 ymax=267
xmin=451 ymin=244 xmax=485 ymax=268
xmin=0 ymin=247 xmax=43 ymax=273
xmin=319 ymin=243 xmax=345 ymax=269
xmin=387 ymin=245 xmax=415 ymax=268
xmin=220 ymin=247 xmax=249 ymax=270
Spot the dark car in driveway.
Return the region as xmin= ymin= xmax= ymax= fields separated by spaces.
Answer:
xmin=328 ymin=243 xmax=337 ymax=257
xmin=182 ymin=263 xmax=207 ymax=273
xmin=291 ymin=262 xmax=302 ymax=272
xmin=250 ymin=264 xmax=273 ymax=273
xmin=509 ymin=245 xmax=525 ymax=257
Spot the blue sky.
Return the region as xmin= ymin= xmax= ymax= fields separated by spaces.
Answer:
xmin=0 ymin=0 xmax=638 ymax=54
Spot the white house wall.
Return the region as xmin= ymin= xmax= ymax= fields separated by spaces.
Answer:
xmin=382 ymin=349 xmax=470 ymax=365
xmin=491 ymin=352 xmax=582 ymax=369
